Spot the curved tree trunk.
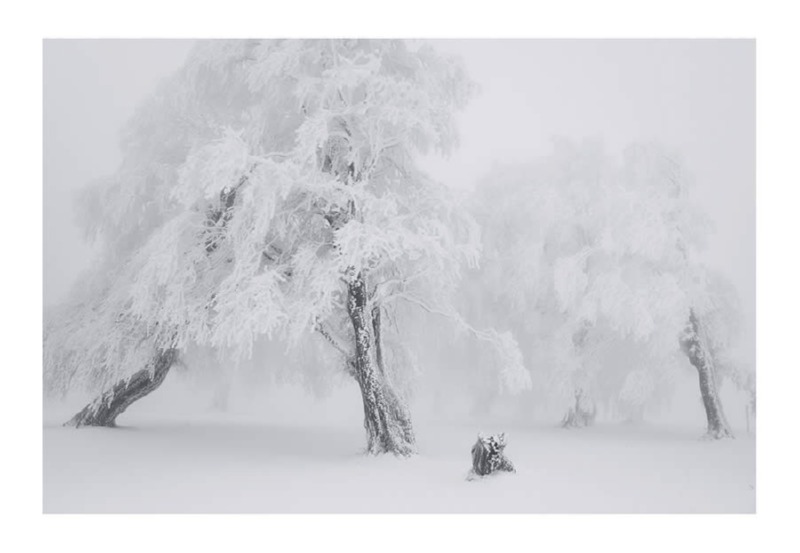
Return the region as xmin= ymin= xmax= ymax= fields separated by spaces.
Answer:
xmin=348 ymin=273 xmax=415 ymax=456
xmin=65 ymin=348 xmax=178 ymax=428
xmin=680 ymin=310 xmax=733 ymax=440
xmin=320 ymin=121 xmax=414 ymax=455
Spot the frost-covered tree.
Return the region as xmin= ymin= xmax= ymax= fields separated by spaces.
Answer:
xmin=44 ymin=39 xmax=527 ymax=455
xmin=677 ymin=271 xmax=746 ymax=439
xmin=470 ymin=139 xmax=741 ymax=438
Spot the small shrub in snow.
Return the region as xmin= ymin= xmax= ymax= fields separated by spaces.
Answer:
xmin=467 ymin=432 xmax=516 ymax=480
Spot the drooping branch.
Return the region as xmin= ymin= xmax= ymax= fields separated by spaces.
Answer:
xmin=396 ymin=292 xmax=508 ymax=346
xmin=395 ymin=292 xmax=530 ymax=393
xmin=314 ymin=320 xmax=356 ymax=376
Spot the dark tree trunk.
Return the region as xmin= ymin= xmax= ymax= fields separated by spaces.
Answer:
xmin=371 ymin=303 xmax=415 ymax=446
xmin=65 ymin=348 xmax=178 ymax=428
xmin=371 ymin=303 xmax=386 ymax=378
xmin=680 ymin=310 xmax=733 ymax=440
xmin=320 ymin=122 xmax=414 ymax=455
xmin=347 ymin=273 xmax=415 ymax=456
xmin=746 ymin=389 xmax=756 ymax=435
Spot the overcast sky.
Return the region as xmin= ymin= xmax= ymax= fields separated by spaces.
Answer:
xmin=43 ymin=39 xmax=754 ymax=362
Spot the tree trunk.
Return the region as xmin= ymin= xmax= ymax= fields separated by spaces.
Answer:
xmin=347 ymin=273 xmax=415 ymax=456
xmin=371 ymin=303 xmax=415 ymax=446
xmin=746 ymin=389 xmax=756 ymax=435
xmin=65 ymin=348 xmax=178 ymax=428
xmin=321 ymin=121 xmax=414 ymax=455
xmin=561 ymin=388 xmax=596 ymax=428
xmin=680 ymin=310 xmax=733 ymax=439
xmin=468 ymin=433 xmax=515 ymax=480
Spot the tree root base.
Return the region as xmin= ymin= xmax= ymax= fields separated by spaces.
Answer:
xmin=701 ymin=427 xmax=735 ymax=441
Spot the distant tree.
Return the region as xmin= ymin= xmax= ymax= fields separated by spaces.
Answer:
xmin=44 ymin=39 xmax=528 ymax=455
xmin=470 ymin=140 xmax=742 ymax=438
xmin=623 ymin=144 xmax=736 ymax=439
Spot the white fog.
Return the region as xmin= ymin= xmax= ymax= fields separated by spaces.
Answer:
xmin=42 ymin=39 xmax=755 ymax=513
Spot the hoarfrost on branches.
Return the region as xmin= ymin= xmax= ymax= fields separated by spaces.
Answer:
xmin=44 ymin=39 xmax=528 ymax=452
xmin=468 ymin=139 xmax=746 ymax=421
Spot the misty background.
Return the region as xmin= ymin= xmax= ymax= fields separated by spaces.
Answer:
xmin=43 ymin=39 xmax=755 ymax=424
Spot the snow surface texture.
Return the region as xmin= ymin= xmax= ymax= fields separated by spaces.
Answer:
xmin=44 ymin=377 xmax=754 ymax=513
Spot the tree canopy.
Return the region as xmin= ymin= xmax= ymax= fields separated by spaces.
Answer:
xmin=468 ymin=139 xmax=747 ymax=419
xmin=44 ymin=40 xmax=529 ymax=441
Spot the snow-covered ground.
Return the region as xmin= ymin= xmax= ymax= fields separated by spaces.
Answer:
xmin=43 ymin=378 xmax=755 ymax=514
